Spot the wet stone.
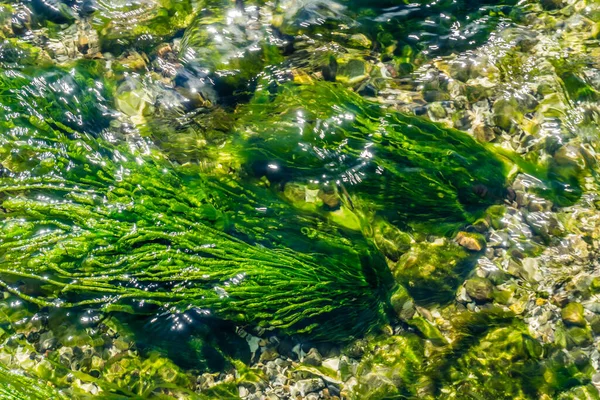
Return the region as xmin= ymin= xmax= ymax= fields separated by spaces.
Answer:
xmin=303 ymin=348 xmax=322 ymax=367
xmin=464 ymin=277 xmax=495 ymax=302
xmin=456 ymin=232 xmax=486 ymax=252
xmin=562 ymin=303 xmax=586 ymax=327
xmin=291 ymin=378 xmax=325 ymax=397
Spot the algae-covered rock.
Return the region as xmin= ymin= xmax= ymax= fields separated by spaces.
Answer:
xmin=408 ymin=317 xmax=446 ymax=345
xmin=561 ymin=302 xmax=586 ymax=327
xmin=456 ymin=231 xmax=486 ymax=251
xmin=557 ymin=385 xmax=600 ymax=400
xmin=493 ymin=97 xmax=523 ymax=132
xmin=351 ymin=334 xmax=425 ymax=400
xmin=115 ymin=78 xmax=155 ymax=125
xmin=392 ymin=241 xmax=475 ymax=305
xmin=464 ymin=277 xmax=495 ymax=302
xmin=0 ymin=3 xmax=16 ymax=38
xmin=437 ymin=324 xmax=544 ymax=398
xmin=371 ymin=221 xmax=413 ymax=261
xmin=389 ymin=285 xmax=415 ymax=321
xmin=150 ymin=105 xmax=236 ymax=165
xmin=568 ymin=327 xmax=593 ymax=348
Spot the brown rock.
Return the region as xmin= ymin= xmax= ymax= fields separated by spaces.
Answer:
xmin=456 ymin=232 xmax=485 ymax=251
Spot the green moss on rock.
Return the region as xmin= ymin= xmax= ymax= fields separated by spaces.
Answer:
xmin=392 ymin=241 xmax=475 ymax=305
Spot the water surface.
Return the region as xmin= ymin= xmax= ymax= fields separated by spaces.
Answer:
xmin=1 ymin=0 xmax=600 ymax=398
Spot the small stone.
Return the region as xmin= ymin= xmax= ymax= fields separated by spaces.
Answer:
xmin=26 ymin=331 xmax=40 ymax=343
xmin=39 ymin=337 xmax=58 ymax=352
xmin=456 ymin=231 xmax=485 ymax=251
xmin=540 ymin=0 xmax=563 ymax=9
xmin=423 ymin=90 xmax=450 ymax=102
xmin=345 ymin=340 xmax=367 ymax=359
xmin=567 ymin=327 xmax=592 ymax=348
xmin=535 ymin=298 xmax=546 ymax=306
xmin=488 ymin=231 xmax=508 ymax=248
xmin=348 ymin=34 xmax=371 ymax=48
xmin=259 ymin=348 xmax=279 ymax=363
xmin=157 ymin=44 xmax=173 ymax=57
xmin=78 ymin=35 xmax=89 ymax=47
xmin=520 ymin=258 xmax=541 ymax=282
xmin=552 ymin=293 xmax=569 ymax=308
xmin=464 ymin=277 xmax=494 ymax=302
xmin=340 ymin=59 xmax=367 ymax=81
xmin=492 ymin=98 xmax=521 ymax=132
xmin=303 ymin=348 xmax=322 ymax=366
xmin=427 ymin=102 xmax=447 ymax=120
xmin=390 ymin=286 xmax=415 ymax=320
xmin=318 ymin=187 xmax=340 ymax=210
xmin=292 ymin=378 xmax=325 ymax=397
xmin=561 ymin=302 xmax=586 ymax=327
xmin=473 ymin=124 xmax=496 ymax=142
xmin=322 ymin=357 xmax=340 ymax=372
xmin=338 ymin=356 xmax=357 ymax=381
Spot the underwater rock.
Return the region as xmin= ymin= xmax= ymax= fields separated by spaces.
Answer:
xmin=561 ymin=302 xmax=587 ymax=327
xmin=352 ymin=334 xmax=424 ymax=399
xmin=464 ymin=277 xmax=495 ymax=302
xmin=178 ymin=1 xmax=285 ymax=106
xmin=392 ymin=240 xmax=475 ymax=305
xmin=455 ymin=231 xmax=486 ymax=251
xmin=291 ymin=378 xmax=325 ymax=397
xmin=436 ymin=323 xmax=545 ymax=398
xmin=303 ymin=348 xmax=323 ymax=367
xmin=115 ymin=78 xmax=155 ymax=125
xmin=389 ymin=286 xmax=415 ymax=321
xmin=492 ymin=98 xmax=522 ymax=133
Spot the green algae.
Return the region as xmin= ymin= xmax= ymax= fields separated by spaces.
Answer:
xmin=392 ymin=240 xmax=475 ymax=305
xmin=0 ymin=295 xmax=256 ymax=398
xmin=433 ymin=310 xmax=595 ymax=400
xmin=352 ymin=333 xmax=425 ymax=400
xmin=0 ymin=363 xmax=68 ymax=400
xmin=0 ymin=58 xmax=393 ymax=343
xmin=0 ymin=1 xmax=600 ymax=398
xmin=232 ymin=81 xmax=511 ymax=234
xmin=91 ymin=0 xmax=201 ymax=53
xmin=344 ymin=306 xmax=598 ymax=400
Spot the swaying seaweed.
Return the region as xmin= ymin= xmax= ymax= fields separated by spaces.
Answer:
xmin=0 ymin=59 xmax=393 ymax=342
xmin=0 ymin=362 xmax=68 ymax=399
xmin=230 ymin=79 xmax=587 ymax=236
xmin=232 ymin=80 xmax=512 ymax=233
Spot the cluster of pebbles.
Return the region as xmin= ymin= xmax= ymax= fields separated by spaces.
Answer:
xmin=364 ymin=0 xmax=600 ymax=394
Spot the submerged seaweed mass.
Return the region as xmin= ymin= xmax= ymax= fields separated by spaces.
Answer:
xmin=1 ymin=0 xmax=600 ymax=398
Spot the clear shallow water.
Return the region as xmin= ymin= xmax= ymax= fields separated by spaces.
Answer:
xmin=1 ymin=0 xmax=600 ymax=398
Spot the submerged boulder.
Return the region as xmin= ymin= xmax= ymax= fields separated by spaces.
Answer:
xmin=392 ymin=240 xmax=475 ymax=305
